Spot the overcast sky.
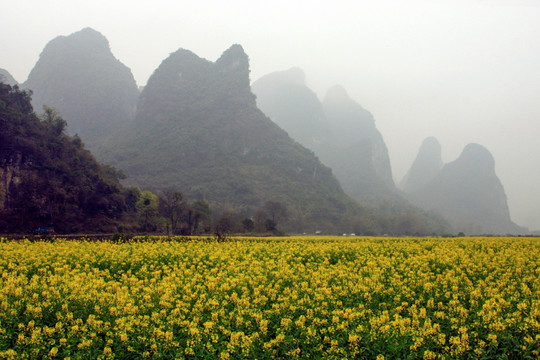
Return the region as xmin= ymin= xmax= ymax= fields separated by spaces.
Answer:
xmin=2 ymin=0 xmax=539 ymax=230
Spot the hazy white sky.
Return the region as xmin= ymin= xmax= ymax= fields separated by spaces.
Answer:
xmin=2 ymin=0 xmax=539 ymax=230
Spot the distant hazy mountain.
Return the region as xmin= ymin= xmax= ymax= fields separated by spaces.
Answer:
xmin=252 ymin=70 xmax=395 ymax=200
xmin=0 ymin=69 xmax=18 ymax=86
xmin=23 ymin=27 xmax=139 ymax=149
xmin=321 ymin=85 xmax=394 ymax=199
xmin=252 ymin=69 xmax=450 ymax=234
xmin=99 ymin=45 xmax=364 ymax=233
xmin=400 ymin=137 xmax=443 ymax=193
xmin=407 ymin=143 xmax=524 ymax=234
xmin=251 ymin=68 xmax=329 ymax=149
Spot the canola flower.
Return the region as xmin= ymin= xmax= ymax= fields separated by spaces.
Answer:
xmin=0 ymin=236 xmax=538 ymax=359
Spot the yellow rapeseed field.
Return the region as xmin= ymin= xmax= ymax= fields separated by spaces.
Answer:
xmin=0 ymin=236 xmax=538 ymax=359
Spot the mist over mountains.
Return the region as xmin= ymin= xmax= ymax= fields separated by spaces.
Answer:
xmin=251 ymin=69 xmax=453 ymax=234
xmin=1 ymin=27 xmax=531 ymax=235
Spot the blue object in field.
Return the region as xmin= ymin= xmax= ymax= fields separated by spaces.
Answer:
xmin=35 ymin=227 xmax=54 ymax=234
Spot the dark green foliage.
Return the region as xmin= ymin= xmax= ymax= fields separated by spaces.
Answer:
xmin=123 ymin=186 xmax=141 ymax=213
xmin=189 ymin=200 xmax=211 ymax=234
xmin=216 ymin=213 xmax=234 ymax=234
xmin=264 ymin=219 xmax=277 ymax=232
xmin=242 ymin=218 xmax=254 ymax=232
xmin=0 ymin=83 xmax=126 ymax=233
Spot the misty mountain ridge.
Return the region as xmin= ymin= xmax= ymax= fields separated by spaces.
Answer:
xmin=403 ymin=139 xmax=525 ymax=234
xmin=252 ymin=69 xmax=452 ymax=234
xmin=321 ymin=85 xmax=394 ymax=192
xmin=252 ymin=69 xmax=398 ymax=200
xmin=22 ymin=27 xmax=139 ymax=149
xmin=251 ymin=68 xmax=330 ymax=150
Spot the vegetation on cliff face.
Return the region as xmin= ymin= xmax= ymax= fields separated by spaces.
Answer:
xmin=0 ymin=83 xmax=126 ymax=233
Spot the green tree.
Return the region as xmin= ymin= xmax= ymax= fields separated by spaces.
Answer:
xmin=187 ymin=200 xmax=211 ymax=235
xmin=136 ymin=191 xmax=159 ymax=232
xmin=242 ymin=218 xmax=255 ymax=232
xmin=265 ymin=219 xmax=277 ymax=232
xmin=124 ymin=186 xmax=141 ymax=213
xmin=254 ymin=209 xmax=267 ymax=233
xmin=39 ymin=105 xmax=67 ymax=135
xmin=159 ymin=188 xmax=185 ymax=235
xmin=216 ymin=214 xmax=233 ymax=234
xmin=265 ymin=201 xmax=287 ymax=223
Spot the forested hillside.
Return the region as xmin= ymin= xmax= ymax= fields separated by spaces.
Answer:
xmin=0 ymin=83 xmax=126 ymax=233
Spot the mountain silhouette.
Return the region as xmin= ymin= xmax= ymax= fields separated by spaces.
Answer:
xmin=400 ymin=136 xmax=443 ymax=193
xmin=252 ymin=69 xmax=450 ymax=234
xmin=0 ymin=69 xmax=18 ymax=86
xmin=321 ymin=85 xmax=394 ymax=199
xmin=23 ymin=28 xmax=139 ymax=149
xmin=406 ymin=143 xmax=525 ymax=234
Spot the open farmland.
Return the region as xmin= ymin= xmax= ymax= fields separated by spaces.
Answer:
xmin=0 ymin=236 xmax=538 ymax=359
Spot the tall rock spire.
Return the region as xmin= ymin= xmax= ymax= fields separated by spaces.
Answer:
xmin=400 ymin=137 xmax=443 ymax=193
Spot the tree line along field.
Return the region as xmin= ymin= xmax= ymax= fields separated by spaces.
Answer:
xmin=0 ymin=236 xmax=538 ymax=359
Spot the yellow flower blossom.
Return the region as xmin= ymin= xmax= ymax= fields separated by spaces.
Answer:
xmin=0 ymin=236 xmax=537 ymax=359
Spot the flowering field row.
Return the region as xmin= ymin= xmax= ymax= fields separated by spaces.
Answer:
xmin=0 ymin=236 xmax=538 ymax=359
